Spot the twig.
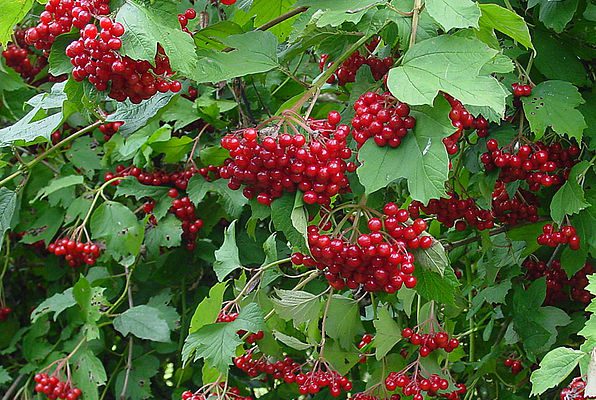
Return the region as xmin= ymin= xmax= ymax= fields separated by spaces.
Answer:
xmin=409 ymin=0 xmax=423 ymax=48
xmin=2 ymin=374 xmax=25 ymax=400
xmin=443 ymin=225 xmax=510 ymax=251
xmin=119 ymin=264 xmax=135 ymax=400
xmin=319 ymin=289 xmax=334 ymax=358
xmin=256 ymin=7 xmax=309 ymax=31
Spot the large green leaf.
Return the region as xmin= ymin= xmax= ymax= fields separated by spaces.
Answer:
xmin=71 ymin=350 xmax=107 ymax=400
xmin=107 ymin=93 xmax=176 ymax=135
xmin=189 ymin=282 xmax=227 ymax=334
xmin=550 ymin=161 xmax=591 ymax=223
xmin=528 ymin=0 xmax=580 ymax=33
xmin=326 ymin=295 xmax=364 ymax=350
xmin=234 ymin=0 xmax=297 ymax=40
xmin=425 ymin=0 xmax=480 ymax=31
xmin=387 ymin=35 xmax=508 ymax=116
xmin=522 ymin=80 xmax=587 ymax=141
xmin=115 ymin=0 xmax=197 ymax=77
xmin=144 ymin=215 xmax=183 ymax=256
xmin=373 ymin=306 xmax=401 ymax=360
xmin=0 ymin=106 xmax=64 ymax=147
xmin=113 ymin=305 xmax=172 ymax=342
xmin=534 ymin=32 xmax=589 ymax=87
xmin=213 ymin=220 xmax=243 ymax=281
xmin=114 ymin=354 xmax=159 ymax=400
xmin=192 ymin=31 xmax=279 ymax=83
xmin=356 ymin=98 xmax=453 ymax=202
xmin=31 ymin=288 xmax=76 ymax=323
xmin=271 ymin=192 xmax=308 ymax=251
xmin=272 ymin=289 xmax=322 ymax=328
xmin=414 ymin=265 xmax=460 ymax=306
xmin=188 ymin=176 xmax=247 ymax=218
xmin=0 ymin=0 xmax=33 ymax=46
xmin=477 ymin=4 xmax=533 ymax=49
xmin=530 ymin=347 xmax=586 ymax=395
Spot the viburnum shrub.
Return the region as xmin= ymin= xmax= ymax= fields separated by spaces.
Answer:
xmin=0 ymin=1 xmax=594 ymax=400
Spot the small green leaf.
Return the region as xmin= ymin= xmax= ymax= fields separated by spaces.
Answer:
xmin=0 ymin=365 xmax=11 ymax=385
xmin=528 ymin=0 xmax=579 ymax=33
xmin=373 ymin=306 xmax=401 ymax=360
xmin=188 ymin=176 xmax=247 ymax=218
xmin=114 ymin=177 xmax=169 ymax=200
xmin=213 ymin=220 xmax=243 ymax=281
xmin=189 ymin=282 xmax=227 ymax=334
xmin=478 ymin=4 xmax=533 ymax=49
xmin=272 ymin=331 xmax=312 ymax=350
xmin=0 ymin=188 xmax=17 ymax=251
xmin=107 ymin=93 xmax=175 ymax=136
xmin=271 ymin=192 xmax=308 ymax=251
xmin=425 ymin=0 xmax=480 ymax=31
xmin=530 ymin=347 xmax=586 ymax=395
xmin=144 ymin=215 xmax=183 ymax=255
xmin=272 ymin=289 xmax=322 ymax=328
xmin=550 ymin=160 xmax=591 ymax=223
xmin=113 ymin=305 xmax=171 ymax=342
xmin=91 ymin=202 xmax=144 ymax=263
xmin=414 ymin=237 xmax=449 ymax=276
xmin=522 ymin=80 xmax=587 ymax=141
xmin=414 ymin=265 xmax=459 ymax=306
xmin=31 ymin=288 xmax=76 ymax=323
xmin=114 ymin=354 xmax=159 ymax=400
xmin=48 ymin=33 xmax=78 ymax=76
xmin=71 ymin=350 xmax=108 ymax=400
xmin=33 ymin=175 xmax=84 ymax=203
xmin=326 ymin=295 xmax=364 ymax=350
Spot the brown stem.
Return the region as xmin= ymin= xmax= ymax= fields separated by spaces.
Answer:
xmin=1 ymin=374 xmax=25 ymax=400
xmin=409 ymin=0 xmax=423 ymax=48
xmin=443 ymin=225 xmax=510 ymax=251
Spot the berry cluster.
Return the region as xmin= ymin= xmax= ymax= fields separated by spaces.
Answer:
xmin=560 ymin=377 xmax=586 ymax=400
xmin=385 ymin=371 xmax=466 ymax=400
xmin=444 ymin=94 xmax=489 ymax=154
xmin=34 ymin=373 xmax=82 ymax=400
xmin=320 ymin=50 xmax=393 ymax=86
xmin=178 ymin=8 xmax=197 ymax=35
xmin=217 ymin=312 xmax=264 ymax=344
xmin=504 ymin=357 xmax=523 ymax=375
xmin=293 ymin=203 xmax=432 ymax=293
xmin=107 ymin=164 xmax=219 ymax=191
xmin=2 ymin=43 xmax=47 ymax=82
xmin=409 ymin=195 xmax=494 ymax=231
xmin=47 ymin=238 xmax=101 ymax=267
xmin=401 ymin=328 xmax=459 ymax=357
xmin=234 ymin=351 xmax=301 ymax=380
xmin=0 ymin=306 xmax=12 ymax=321
xmin=351 ymin=91 xmax=416 ymax=148
xmin=290 ymin=366 xmax=352 ymax=396
xmin=481 ymin=140 xmax=580 ymax=190
xmin=220 ymin=113 xmax=355 ymax=206
xmin=523 ymin=259 xmax=593 ymax=305
xmin=353 ymin=394 xmax=402 ymax=400
xmin=98 ymin=121 xmax=123 ymax=141
xmin=170 ymin=194 xmax=204 ymax=251
xmin=25 ymin=0 xmax=111 ymax=51
xmin=512 ymin=82 xmax=532 ymax=97
xmin=181 ymin=384 xmax=251 ymax=400
xmin=491 ymin=181 xmax=540 ymax=226
xmin=214 ymin=0 xmax=238 ymax=5
xmin=537 ymin=224 xmax=581 ymax=250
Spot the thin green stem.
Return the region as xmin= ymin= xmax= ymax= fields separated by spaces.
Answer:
xmin=319 ymin=289 xmax=334 ymax=358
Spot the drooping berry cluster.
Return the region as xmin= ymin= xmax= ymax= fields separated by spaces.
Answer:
xmin=512 ymin=82 xmax=532 ymax=97
xmin=106 ymin=164 xmax=219 ymax=191
xmin=47 ymin=238 xmax=101 ymax=267
xmin=351 ymin=91 xmax=416 ymax=148
xmin=293 ymin=203 xmax=432 ymax=293
xmin=443 ymin=94 xmax=489 ymax=154
xmin=537 ymin=224 xmax=581 ymax=250
xmin=320 ymin=50 xmax=393 ymax=86
xmin=401 ymin=328 xmax=459 ymax=357
xmin=34 ymin=373 xmax=82 ymax=400
xmin=220 ymin=113 xmax=355 ymax=206
xmin=178 ymin=8 xmax=197 ymax=35
xmin=481 ymin=140 xmax=580 ymax=190
xmin=560 ymin=377 xmax=586 ymax=400
xmin=491 ymin=181 xmax=540 ymax=226
xmin=2 ymin=43 xmax=47 ymax=82
xmin=290 ymin=365 xmax=353 ymax=397
xmin=523 ymin=259 xmax=593 ymax=305
xmin=0 ymin=306 xmax=12 ymax=322
xmin=217 ymin=312 xmax=264 ymax=344
xmin=234 ymin=351 xmax=301 ymax=380
xmin=98 ymin=121 xmax=123 ymax=142
xmin=25 ymin=0 xmax=111 ymax=50
xmin=170 ymin=194 xmax=204 ymax=251
xmin=385 ymin=371 xmax=466 ymax=400
xmin=504 ymin=357 xmax=523 ymax=375
xmin=409 ymin=195 xmax=494 ymax=231
xmin=181 ymin=384 xmax=252 ymax=400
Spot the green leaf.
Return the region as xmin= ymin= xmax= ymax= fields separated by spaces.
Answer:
xmin=530 ymin=347 xmax=586 ymax=395
xmin=387 ymin=35 xmax=508 ymax=117
xmin=213 ymin=220 xmax=243 ymax=281
xmin=113 ymin=305 xmax=171 ymax=342
xmin=73 ymin=277 xmax=105 ymax=340
xmin=21 ymin=207 xmax=65 ymax=245
xmin=356 ymin=98 xmax=454 ymax=202
xmin=188 ymin=176 xmax=247 ymax=218
xmin=373 ymin=306 xmax=401 ymax=360
xmin=107 ymin=93 xmax=175 ymax=136
xmin=522 ymin=80 xmax=587 ymax=141
xmin=189 ymin=282 xmax=227 ymax=334
xmin=71 ymin=350 xmax=108 ymax=400
xmin=528 ymin=0 xmax=579 ymax=33
xmin=192 ymin=31 xmax=279 ymax=83
xmin=272 ymin=289 xmax=322 ymax=328
xmin=271 ymin=192 xmax=308 ymax=251
xmin=114 ymin=177 xmax=169 ymax=200
xmin=414 ymin=237 xmax=449 ymax=276
xmin=115 ymin=0 xmax=197 ymax=77
xmin=0 ymin=0 xmax=33 ymax=46
xmin=31 ymin=288 xmax=76 ymax=323
xmin=144 ymin=215 xmax=183 ymax=255
xmin=235 ymin=0 xmax=297 ymax=40
xmin=90 ymin=202 xmax=144 ymax=263
xmin=324 ymin=339 xmax=362 ymax=376
xmin=33 ymin=176 xmax=84 ymax=203
xmin=414 ymin=265 xmax=459 ymax=306
xmin=114 ymin=354 xmax=159 ymax=400
xmin=272 ymin=330 xmax=312 ymax=350
xmin=468 ymin=281 xmax=511 ymax=318
xmin=65 ymin=136 xmax=103 ymax=176
xmin=477 ymin=4 xmax=533 ymax=49
xmin=534 ymin=32 xmax=589 ymax=87
xmin=0 ymin=106 xmax=64 ymax=147
xmin=182 ymin=303 xmax=264 ymax=372
xmin=146 ymin=290 xmax=180 ymax=331
xmin=551 ymin=161 xmax=591 ymax=223
xmin=0 ymin=188 xmax=16 ymax=251
xmin=425 ymin=0 xmax=480 ymax=31
xmin=48 ymin=33 xmax=78 ymax=76
xmin=326 ymin=294 xmax=364 ymax=350
xmin=0 ymin=365 xmax=10 ymax=385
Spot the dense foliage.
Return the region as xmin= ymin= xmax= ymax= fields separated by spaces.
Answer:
xmin=0 ymin=0 xmax=594 ymax=399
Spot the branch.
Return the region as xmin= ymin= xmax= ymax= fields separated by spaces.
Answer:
xmin=119 ymin=264 xmax=135 ymax=400
xmin=443 ymin=225 xmax=509 ymax=251
xmin=1 ymin=374 xmax=25 ymax=400
xmin=256 ymin=7 xmax=309 ymax=31
xmin=409 ymin=0 xmax=423 ymax=48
